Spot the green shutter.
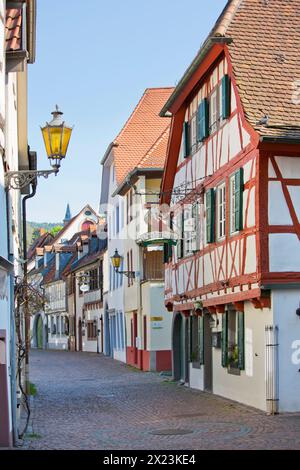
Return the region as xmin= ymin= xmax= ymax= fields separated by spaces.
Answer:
xmin=206 ymin=189 xmax=215 ymax=244
xmin=197 ymin=99 xmax=209 ymax=142
xmin=238 ymin=312 xmax=245 ymax=370
xmin=188 ymin=316 xmax=192 ymax=362
xmin=177 ymin=212 xmax=184 ymax=259
xmin=199 ymin=315 xmax=204 ymax=365
xmin=234 ymin=168 xmax=244 ymax=232
xmin=192 ymin=202 xmax=199 ymax=251
xmin=163 ymin=243 xmax=169 ymax=264
xmin=221 ymin=312 xmax=228 ymax=368
xmin=183 ymin=121 xmax=190 ymax=158
xmin=221 ymin=74 xmax=231 ymax=119
xmin=163 ymin=242 xmax=173 ymax=263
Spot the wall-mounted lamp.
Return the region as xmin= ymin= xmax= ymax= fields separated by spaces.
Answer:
xmin=111 ymin=249 xmax=135 ymax=279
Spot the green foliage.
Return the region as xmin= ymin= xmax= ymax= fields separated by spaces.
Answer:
xmin=50 ymin=225 xmax=63 ymax=237
xmin=26 ymin=221 xmax=62 ymax=246
xmin=29 ymin=382 xmax=37 ymax=396
xmin=26 ymin=432 xmax=41 ymax=439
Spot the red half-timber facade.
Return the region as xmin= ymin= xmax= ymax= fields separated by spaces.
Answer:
xmin=160 ymin=0 xmax=300 ymax=413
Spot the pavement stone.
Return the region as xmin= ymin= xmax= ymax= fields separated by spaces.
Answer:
xmin=20 ymin=349 xmax=300 ymax=450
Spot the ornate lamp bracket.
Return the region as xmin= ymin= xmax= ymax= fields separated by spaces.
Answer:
xmin=5 ymin=169 xmax=58 ymax=190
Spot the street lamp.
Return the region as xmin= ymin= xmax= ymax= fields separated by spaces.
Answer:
xmin=5 ymin=106 xmax=73 ymax=190
xmin=111 ymin=249 xmax=135 ymax=279
xmin=41 ymin=105 xmax=73 ymax=170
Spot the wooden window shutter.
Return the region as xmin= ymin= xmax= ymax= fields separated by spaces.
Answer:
xmin=183 ymin=121 xmax=190 ymax=158
xmin=234 ymin=168 xmax=244 ymax=232
xmin=221 ymin=74 xmax=231 ymax=119
xmin=163 ymin=243 xmax=170 ymax=264
xmin=206 ymin=189 xmax=215 ymax=244
xmin=221 ymin=312 xmax=228 ymax=368
xmin=197 ymin=99 xmax=209 ymax=142
xmin=198 ymin=315 xmax=204 ymax=365
xmin=188 ymin=316 xmax=192 ymax=362
xmin=192 ymin=201 xmax=200 ymax=251
xmin=177 ymin=212 xmax=184 ymax=259
xmin=238 ymin=311 xmax=245 ymax=370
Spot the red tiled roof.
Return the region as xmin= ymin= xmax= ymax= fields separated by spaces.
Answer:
xmin=42 ymin=262 xmax=56 ymax=285
xmin=71 ymin=251 xmax=102 ymax=273
xmin=61 ymin=252 xmax=78 ymax=278
xmin=162 ymin=0 xmax=300 ymax=139
xmin=27 ymin=232 xmax=54 ymax=261
xmin=112 ymin=88 xmax=174 ymax=184
xmin=225 ymin=0 xmax=300 ymax=136
xmin=138 ymin=127 xmax=170 ymax=169
xmin=5 ymin=7 xmax=22 ymax=52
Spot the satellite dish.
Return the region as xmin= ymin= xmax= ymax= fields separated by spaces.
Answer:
xmin=80 ymin=283 xmax=89 ymax=293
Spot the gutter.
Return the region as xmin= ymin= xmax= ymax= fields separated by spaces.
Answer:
xmin=100 ymin=142 xmax=116 ymax=165
xmin=112 ymin=167 xmax=164 ymax=197
xmin=260 ymin=136 xmax=300 ymax=145
xmin=27 ymin=0 xmax=36 ymax=64
xmin=0 ymin=256 xmax=14 ymax=273
xmin=159 ymin=36 xmax=232 ymax=117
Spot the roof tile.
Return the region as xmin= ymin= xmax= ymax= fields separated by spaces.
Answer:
xmin=113 ymin=87 xmax=174 ymax=184
xmin=5 ymin=7 xmax=22 ymax=52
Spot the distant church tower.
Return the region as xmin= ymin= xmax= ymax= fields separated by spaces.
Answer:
xmin=63 ymin=204 xmax=72 ymax=226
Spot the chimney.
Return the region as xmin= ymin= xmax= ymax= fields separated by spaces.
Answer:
xmin=55 ymin=252 xmax=61 ymax=272
xmin=82 ymin=242 xmax=89 ymax=256
xmin=35 ymin=248 xmax=43 ymax=269
xmin=44 ymin=246 xmax=52 ymax=267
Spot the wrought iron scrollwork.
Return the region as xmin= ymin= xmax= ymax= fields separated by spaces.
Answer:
xmin=5 ymin=169 xmax=58 ymax=190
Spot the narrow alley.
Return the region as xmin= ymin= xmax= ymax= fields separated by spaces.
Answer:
xmin=23 ymin=350 xmax=300 ymax=450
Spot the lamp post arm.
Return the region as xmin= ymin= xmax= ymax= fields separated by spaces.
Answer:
xmin=5 ymin=169 xmax=59 ymax=190
xmin=115 ymin=269 xmax=135 ymax=279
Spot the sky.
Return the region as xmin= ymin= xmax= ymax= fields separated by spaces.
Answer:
xmin=27 ymin=0 xmax=228 ymax=223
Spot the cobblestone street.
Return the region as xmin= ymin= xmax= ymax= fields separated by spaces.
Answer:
xmin=23 ymin=350 xmax=300 ymax=450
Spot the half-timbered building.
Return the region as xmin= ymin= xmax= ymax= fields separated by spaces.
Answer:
xmin=160 ymin=0 xmax=300 ymax=412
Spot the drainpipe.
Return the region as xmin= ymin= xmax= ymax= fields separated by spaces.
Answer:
xmin=5 ymin=185 xmax=18 ymax=446
xmin=265 ymin=325 xmax=279 ymax=415
xmin=22 ymin=182 xmax=37 ymax=395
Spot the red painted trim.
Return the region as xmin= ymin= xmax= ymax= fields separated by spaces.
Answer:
xmin=268 ymin=226 xmax=297 ymax=234
xmin=168 ymin=44 xmax=225 ymax=116
xmin=161 ymin=106 xmax=186 ymax=205
xmin=156 ymin=350 xmax=172 ymax=371
xmin=261 ymin=273 xmax=300 ymax=283
xmin=268 ymin=178 xmax=300 ymax=185
xmin=203 ymin=288 xmax=261 ymax=308
xmin=224 ymin=46 xmax=259 ymax=146
xmin=256 ymin=151 xmax=269 ymax=276
xmin=270 ymin=156 xmax=300 ymax=240
xmin=259 ymin=142 xmax=300 ymax=154
xmin=233 ymin=301 xmax=244 ymax=312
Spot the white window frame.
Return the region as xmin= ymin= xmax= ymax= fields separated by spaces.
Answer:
xmin=183 ymin=205 xmax=196 ymax=256
xmin=217 ymin=183 xmax=226 ymax=240
xmin=209 ymin=89 xmax=218 ymax=134
xmin=229 ymin=174 xmax=238 ymax=235
xmin=191 ymin=114 xmax=197 ymax=149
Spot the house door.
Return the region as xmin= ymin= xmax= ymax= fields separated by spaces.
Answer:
xmin=100 ymin=316 xmax=104 ymax=353
xmin=78 ymin=319 xmax=83 ymax=352
xmin=204 ymin=313 xmax=213 ymax=392
xmin=173 ymin=313 xmax=186 ymax=382
xmin=133 ymin=312 xmax=138 ymax=365
xmin=36 ymin=315 xmax=43 ymax=349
